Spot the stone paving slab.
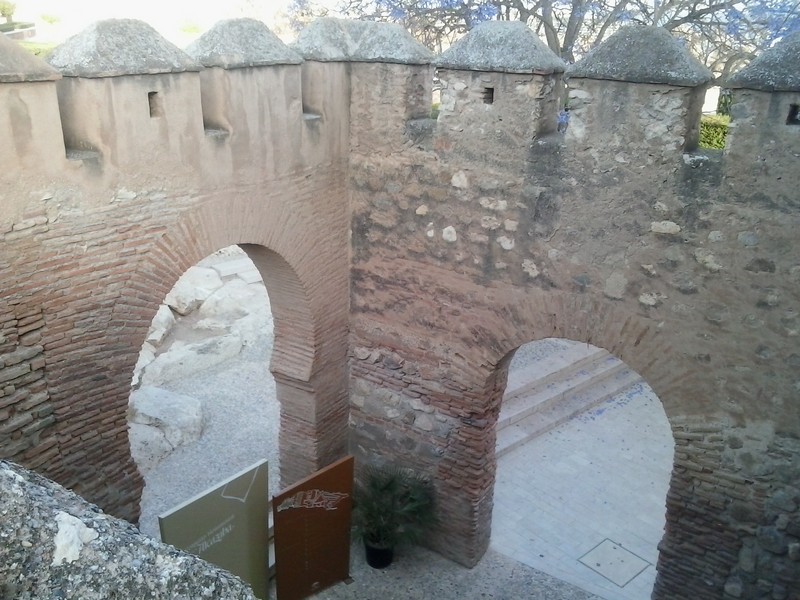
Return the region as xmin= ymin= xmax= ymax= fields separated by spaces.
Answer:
xmin=579 ymin=539 xmax=650 ymax=587
xmin=507 ymin=338 xmax=597 ymax=391
xmin=491 ymin=378 xmax=673 ymax=600
xmin=309 ymin=542 xmax=602 ymax=600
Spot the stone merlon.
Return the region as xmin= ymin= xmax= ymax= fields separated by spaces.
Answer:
xmin=726 ymin=32 xmax=800 ymax=91
xmin=47 ymin=19 xmax=201 ymax=78
xmin=185 ymin=18 xmax=302 ymax=69
xmin=567 ymin=25 xmax=712 ymax=86
xmin=435 ymin=21 xmax=565 ymax=74
xmin=292 ymin=17 xmax=433 ymax=64
xmin=0 ymin=34 xmax=61 ymax=83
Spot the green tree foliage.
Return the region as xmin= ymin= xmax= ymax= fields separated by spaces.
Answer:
xmin=699 ymin=114 xmax=730 ymax=149
xmin=0 ymin=1 xmax=15 ymax=21
xmin=294 ymin=0 xmax=800 ymax=78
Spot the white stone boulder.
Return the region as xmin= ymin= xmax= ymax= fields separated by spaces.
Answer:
xmin=146 ymin=304 xmax=176 ymax=345
xmin=198 ymin=278 xmax=268 ymax=322
xmin=131 ymin=341 xmax=157 ymax=387
xmin=231 ymin=309 xmax=274 ymax=349
xmin=139 ymin=334 xmax=244 ymax=386
xmin=197 ymin=279 xmax=273 ymax=347
xmin=128 ymin=386 xmax=204 ymax=473
xmin=164 ymin=266 xmax=224 ymax=316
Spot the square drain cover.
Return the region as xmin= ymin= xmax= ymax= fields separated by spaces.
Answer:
xmin=579 ymin=539 xmax=650 ymax=587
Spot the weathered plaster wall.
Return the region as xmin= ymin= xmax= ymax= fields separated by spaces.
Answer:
xmin=723 ymin=89 xmax=800 ymax=208
xmin=434 ymin=69 xmax=563 ymax=167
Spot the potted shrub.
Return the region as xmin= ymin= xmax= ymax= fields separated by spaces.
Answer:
xmin=352 ymin=464 xmax=436 ymax=569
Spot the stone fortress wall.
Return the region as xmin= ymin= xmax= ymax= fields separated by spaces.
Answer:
xmin=0 ymin=15 xmax=798 ymax=599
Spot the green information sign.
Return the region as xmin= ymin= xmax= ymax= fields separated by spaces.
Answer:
xmin=159 ymin=459 xmax=270 ymax=599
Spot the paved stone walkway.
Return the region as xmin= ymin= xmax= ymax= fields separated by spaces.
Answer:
xmin=312 ymin=542 xmax=601 ymax=599
xmin=491 ymin=376 xmax=674 ymax=600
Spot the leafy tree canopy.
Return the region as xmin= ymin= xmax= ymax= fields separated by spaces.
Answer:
xmin=290 ymin=0 xmax=800 ymax=79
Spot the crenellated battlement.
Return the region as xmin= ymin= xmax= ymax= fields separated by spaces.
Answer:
xmin=1 ymin=17 xmax=799 ymax=599
xmin=1 ymin=18 xmax=797 ymax=220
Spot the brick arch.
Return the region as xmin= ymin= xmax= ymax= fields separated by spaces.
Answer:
xmin=102 ymin=189 xmax=349 ymax=522
xmin=479 ymin=290 xmax=678 ymax=587
xmin=474 ymin=289 xmax=695 ymax=418
xmin=434 ymin=287 xmax=690 ymax=574
xmin=239 ymin=244 xmax=315 ymax=382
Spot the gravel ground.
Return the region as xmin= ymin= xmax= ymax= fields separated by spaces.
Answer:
xmin=137 ymin=335 xmax=280 ymax=539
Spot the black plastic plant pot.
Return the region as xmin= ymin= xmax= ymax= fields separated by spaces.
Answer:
xmin=364 ymin=543 xmax=394 ymax=569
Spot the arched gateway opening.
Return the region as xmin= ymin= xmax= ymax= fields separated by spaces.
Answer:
xmin=397 ymin=289 xmax=695 ymax=590
xmin=129 ymin=245 xmax=281 ymax=536
xmin=491 ymin=337 xmax=674 ymax=600
xmin=115 ymin=193 xmax=350 ymax=527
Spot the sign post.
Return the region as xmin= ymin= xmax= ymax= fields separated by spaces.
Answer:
xmin=272 ymin=455 xmax=354 ymax=600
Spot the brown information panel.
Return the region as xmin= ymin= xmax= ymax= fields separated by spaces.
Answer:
xmin=272 ymin=455 xmax=354 ymax=600
xmin=159 ymin=459 xmax=270 ymax=599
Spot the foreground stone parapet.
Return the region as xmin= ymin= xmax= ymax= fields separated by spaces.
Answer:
xmin=0 ymin=461 xmax=257 ymax=599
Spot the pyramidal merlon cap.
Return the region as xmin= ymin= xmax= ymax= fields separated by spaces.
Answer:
xmin=435 ymin=21 xmax=565 ymax=74
xmin=726 ymin=32 xmax=800 ymax=92
xmin=0 ymin=34 xmax=60 ymax=83
xmin=293 ymin=18 xmax=433 ymax=65
xmin=47 ymin=19 xmax=200 ymax=78
xmin=567 ymin=25 xmax=711 ymax=86
xmin=185 ymin=18 xmax=302 ymax=68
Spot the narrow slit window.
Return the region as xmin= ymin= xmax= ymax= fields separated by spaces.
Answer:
xmin=482 ymin=86 xmax=495 ymax=105
xmin=148 ymin=91 xmax=163 ymax=118
xmin=787 ymin=104 xmax=800 ymax=126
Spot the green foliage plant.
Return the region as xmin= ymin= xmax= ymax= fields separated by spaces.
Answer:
xmin=180 ymin=22 xmax=201 ymax=35
xmin=353 ymin=464 xmax=436 ymax=550
xmin=18 ymin=41 xmax=56 ymax=57
xmin=699 ymin=114 xmax=730 ymax=150
xmin=0 ymin=20 xmax=31 ymax=33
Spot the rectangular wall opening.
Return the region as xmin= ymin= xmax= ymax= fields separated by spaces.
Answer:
xmin=148 ymin=91 xmax=163 ymax=118
xmin=482 ymin=86 xmax=495 ymax=105
xmin=787 ymin=104 xmax=800 ymax=126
